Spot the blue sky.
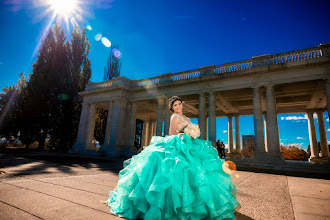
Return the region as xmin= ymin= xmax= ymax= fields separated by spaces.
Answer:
xmin=1 ymin=0 xmax=329 ymax=149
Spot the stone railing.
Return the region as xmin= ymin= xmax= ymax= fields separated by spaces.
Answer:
xmin=137 ymin=77 xmax=160 ymax=87
xmin=85 ymin=44 xmax=329 ymax=90
xmin=171 ymin=70 xmax=200 ymax=81
xmin=270 ymin=47 xmax=323 ymax=64
xmin=214 ymin=61 xmax=252 ymax=74
xmin=85 ymin=81 xmax=112 ymax=90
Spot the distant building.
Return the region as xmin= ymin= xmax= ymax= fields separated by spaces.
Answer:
xmin=242 ymin=134 xmax=255 ymax=157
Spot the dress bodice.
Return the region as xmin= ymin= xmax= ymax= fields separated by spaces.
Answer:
xmin=171 ymin=113 xmax=191 ymax=133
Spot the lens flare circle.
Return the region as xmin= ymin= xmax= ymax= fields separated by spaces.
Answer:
xmin=95 ymin=33 xmax=102 ymax=41
xmin=112 ymin=48 xmax=122 ymax=59
xmin=85 ymin=24 xmax=92 ymax=30
xmin=222 ymin=161 xmax=236 ymax=174
xmin=101 ymin=37 xmax=111 ymax=47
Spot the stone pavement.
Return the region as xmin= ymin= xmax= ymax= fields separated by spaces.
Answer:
xmin=0 ymin=154 xmax=329 ymax=220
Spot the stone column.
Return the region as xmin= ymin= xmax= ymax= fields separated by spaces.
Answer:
xmin=85 ymin=103 xmax=97 ymax=150
xmin=227 ymin=114 xmax=234 ymax=154
xmin=148 ymin=120 xmax=154 ymax=145
xmin=264 ymin=115 xmax=268 ymax=152
xmin=128 ymin=102 xmax=137 ymax=154
xmin=153 ymin=121 xmax=157 ymax=136
xmin=109 ymin=101 xmax=121 ymax=147
xmin=326 ymin=80 xmax=330 ymax=126
xmin=103 ymin=102 xmax=113 ymax=146
xmin=115 ymin=100 xmax=128 ymax=153
xmin=316 ymin=111 xmax=329 ymax=160
xmin=142 ymin=120 xmax=150 ymax=147
xmin=73 ymin=102 xmax=90 ymax=151
xmin=252 ymin=87 xmax=266 ymax=160
xmin=208 ymin=92 xmax=216 ymax=146
xmin=233 ymin=114 xmax=243 ymax=157
xmin=164 ymin=98 xmax=170 ymax=136
xmin=199 ymin=93 xmax=207 ymax=140
xmin=265 ymin=85 xmax=284 ymax=161
xmin=156 ymin=98 xmax=165 ymax=136
xmin=307 ymin=112 xmax=319 ymax=162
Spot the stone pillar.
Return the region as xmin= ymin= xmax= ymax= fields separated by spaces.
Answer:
xmin=85 ymin=103 xmax=97 ymax=150
xmin=326 ymin=80 xmax=330 ymax=126
xmin=115 ymin=100 xmax=129 ymax=153
xmin=128 ymin=102 xmax=137 ymax=154
xmin=142 ymin=120 xmax=150 ymax=147
xmin=251 ymin=87 xmax=267 ymax=160
xmin=227 ymin=115 xmax=234 ymax=154
xmin=156 ymin=98 xmax=165 ymax=136
xmin=199 ymin=93 xmax=207 ymax=140
xmin=148 ymin=120 xmax=154 ymax=145
xmin=164 ymin=98 xmax=170 ymax=136
xmin=265 ymin=85 xmax=284 ymax=161
xmin=73 ymin=102 xmax=90 ymax=151
xmin=108 ymin=101 xmax=121 ymax=147
xmin=264 ymin=115 xmax=268 ymax=152
xmin=307 ymin=112 xmax=319 ymax=161
xmin=103 ymin=102 xmax=113 ymax=146
xmin=231 ymin=114 xmax=244 ymax=157
xmin=316 ymin=111 xmax=329 ymax=160
xmin=208 ymin=92 xmax=216 ymax=146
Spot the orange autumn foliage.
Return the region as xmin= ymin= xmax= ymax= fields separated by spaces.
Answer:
xmin=280 ymin=145 xmax=308 ymax=161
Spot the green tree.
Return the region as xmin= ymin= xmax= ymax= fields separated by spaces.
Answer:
xmin=103 ymin=45 xmax=121 ymax=81
xmin=17 ymin=24 xmax=91 ymax=151
xmin=0 ymin=73 xmax=27 ymax=141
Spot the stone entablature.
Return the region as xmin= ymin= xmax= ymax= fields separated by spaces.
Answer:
xmin=72 ymin=43 xmax=330 ymax=163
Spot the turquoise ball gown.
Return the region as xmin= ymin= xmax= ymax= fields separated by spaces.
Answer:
xmin=106 ymin=132 xmax=241 ymax=219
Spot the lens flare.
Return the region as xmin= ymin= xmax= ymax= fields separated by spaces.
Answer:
xmin=112 ymin=48 xmax=122 ymax=59
xmin=57 ymin=93 xmax=70 ymax=100
xmin=95 ymin=33 xmax=102 ymax=41
xmin=101 ymin=37 xmax=111 ymax=47
xmin=85 ymin=24 xmax=92 ymax=30
xmin=222 ymin=161 xmax=236 ymax=174
xmin=48 ymin=0 xmax=77 ymax=16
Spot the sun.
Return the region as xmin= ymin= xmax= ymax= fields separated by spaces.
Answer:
xmin=48 ymin=0 xmax=78 ymax=16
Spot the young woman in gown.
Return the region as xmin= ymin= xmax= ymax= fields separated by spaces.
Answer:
xmin=106 ymin=96 xmax=240 ymax=219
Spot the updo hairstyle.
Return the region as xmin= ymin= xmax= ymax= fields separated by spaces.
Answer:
xmin=168 ymin=96 xmax=183 ymax=113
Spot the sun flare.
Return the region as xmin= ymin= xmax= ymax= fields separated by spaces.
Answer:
xmin=48 ymin=0 xmax=78 ymax=16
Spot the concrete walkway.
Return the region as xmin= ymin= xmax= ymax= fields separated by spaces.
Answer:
xmin=0 ymin=154 xmax=329 ymax=220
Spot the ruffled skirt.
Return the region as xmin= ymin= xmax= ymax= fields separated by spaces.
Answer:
xmin=106 ymin=134 xmax=240 ymax=219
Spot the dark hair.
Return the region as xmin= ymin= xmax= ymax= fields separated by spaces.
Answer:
xmin=168 ymin=96 xmax=183 ymax=113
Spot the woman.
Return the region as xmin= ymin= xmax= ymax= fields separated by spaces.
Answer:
xmin=106 ymin=96 xmax=240 ymax=219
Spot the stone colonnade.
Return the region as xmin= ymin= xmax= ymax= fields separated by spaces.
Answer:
xmin=73 ymin=82 xmax=329 ymax=163
xmin=73 ymin=98 xmax=138 ymax=156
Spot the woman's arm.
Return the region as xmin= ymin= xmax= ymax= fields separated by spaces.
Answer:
xmin=169 ymin=116 xmax=181 ymax=135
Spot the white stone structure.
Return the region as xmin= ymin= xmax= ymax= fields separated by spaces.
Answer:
xmin=72 ymin=43 xmax=330 ymax=163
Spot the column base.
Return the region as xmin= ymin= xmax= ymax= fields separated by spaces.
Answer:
xmin=227 ymin=152 xmax=244 ymax=158
xmin=251 ymin=152 xmax=285 ymax=163
xmin=70 ymin=143 xmax=85 ymax=153
xmin=308 ymin=156 xmax=329 ymax=164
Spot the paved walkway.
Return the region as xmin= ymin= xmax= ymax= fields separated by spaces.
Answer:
xmin=0 ymin=154 xmax=329 ymax=220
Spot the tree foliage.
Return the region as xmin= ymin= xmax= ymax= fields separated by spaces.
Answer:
xmin=0 ymin=24 xmax=91 ymax=151
xmin=280 ymin=145 xmax=308 ymax=160
xmin=103 ymin=45 xmax=121 ymax=81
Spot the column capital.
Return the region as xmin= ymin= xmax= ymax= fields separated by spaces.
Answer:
xmin=157 ymin=97 xmax=166 ymax=104
xmin=315 ymin=110 xmax=324 ymax=115
xmin=265 ymin=83 xmax=276 ymax=89
xmin=234 ymin=113 xmax=240 ymax=118
xmin=306 ymin=110 xmax=315 ymax=115
xmin=227 ymin=114 xmax=234 ymax=118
